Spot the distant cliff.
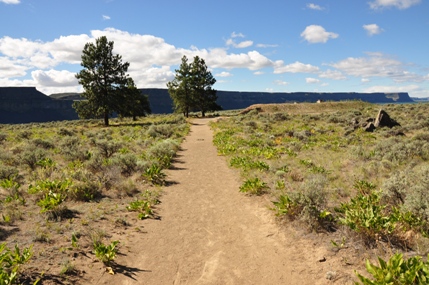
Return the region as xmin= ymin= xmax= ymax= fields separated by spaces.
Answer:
xmin=0 ymin=86 xmax=414 ymax=124
xmin=0 ymin=87 xmax=77 ymax=124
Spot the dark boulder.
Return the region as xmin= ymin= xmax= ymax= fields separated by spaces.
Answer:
xmin=374 ymin=109 xmax=401 ymax=128
xmin=364 ymin=123 xmax=376 ymax=132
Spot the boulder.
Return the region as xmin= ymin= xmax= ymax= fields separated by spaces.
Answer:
xmin=374 ymin=109 xmax=400 ymax=128
xmin=363 ymin=123 xmax=376 ymax=132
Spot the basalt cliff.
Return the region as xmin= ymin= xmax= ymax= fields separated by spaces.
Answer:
xmin=0 ymin=87 xmax=414 ymax=124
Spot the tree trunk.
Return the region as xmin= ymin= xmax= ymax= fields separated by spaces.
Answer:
xmin=104 ymin=111 xmax=109 ymax=126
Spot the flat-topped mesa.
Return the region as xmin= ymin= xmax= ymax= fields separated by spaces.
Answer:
xmin=0 ymin=87 xmax=52 ymax=101
xmin=0 ymin=87 xmax=415 ymax=124
xmin=0 ymin=87 xmax=77 ymax=123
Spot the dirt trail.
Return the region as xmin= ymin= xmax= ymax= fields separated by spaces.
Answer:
xmin=95 ymin=118 xmax=347 ymax=285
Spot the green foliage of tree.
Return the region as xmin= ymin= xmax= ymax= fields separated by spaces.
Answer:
xmin=190 ymin=56 xmax=220 ymax=117
xmin=118 ymin=78 xmax=151 ymax=121
xmin=167 ymin=55 xmax=220 ymax=117
xmin=74 ymin=36 xmax=148 ymax=125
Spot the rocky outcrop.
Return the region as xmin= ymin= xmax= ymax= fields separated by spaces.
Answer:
xmin=374 ymin=109 xmax=400 ymax=128
xmin=351 ymin=109 xmax=401 ymax=133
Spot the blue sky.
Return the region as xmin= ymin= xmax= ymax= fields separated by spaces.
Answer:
xmin=1 ymin=0 xmax=428 ymax=97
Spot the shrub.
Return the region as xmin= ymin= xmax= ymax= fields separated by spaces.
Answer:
xmin=147 ymin=124 xmax=174 ymax=138
xmin=126 ymin=199 xmax=154 ymax=219
xmin=110 ymin=153 xmax=138 ymax=177
xmin=94 ymin=139 xmax=121 ymax=158
xmin=142 ymin=164 xmax=166 ymax=185
xmin=239 ymin=178 xmax=269 ymax=195
xmin=0 ymin=243 xmax=33 ymax=285
xmin=70 ymin=181 xmax=102 ymax=202
xmin=145 ymin=139 xmax=180 ymax=168
xmin=32 ymin=138 xmax=55 ymax=149
xmin=93 ymin=240 xmax=119 ymax=265
xmin=19 ymin=147 xmax=46 ymax=170
xmin=356 ymin=253 xmax=429 ymax=285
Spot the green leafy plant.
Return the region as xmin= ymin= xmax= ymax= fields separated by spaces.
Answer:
xmin=142 ymin=164 xmax=166 ymax=185
xmin=93 ymin=240 xmax=119 ymax=265
xmin=356 ymin=253 xmax=429 ymax=285
xmin=0 ymin=243 xmax=33 ymax=285
xmin=126 ymin=199 xmax=154 ymax=219
xmin=37 ymin=191 xmax=67 ymax=220
xmin=239 ymin=178 xmax=269 ymax=195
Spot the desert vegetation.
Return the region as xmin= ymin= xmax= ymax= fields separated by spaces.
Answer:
xmin=0 ymin=114 xmax=189 ymax=284
xmin=211 ymin=101 xmax=429 ymax=283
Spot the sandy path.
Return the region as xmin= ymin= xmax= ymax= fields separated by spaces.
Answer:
xmin=96 ymin=118 xmax=341 ymax=285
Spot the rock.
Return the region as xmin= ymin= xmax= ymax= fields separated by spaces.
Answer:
xmin=318 ymin=256 xmax=327 ymax=262
xmin=363 ymin=122 xmax=376 ymax=132
xmin=326 ymin=271 xmax=336 ymax=280
xmin=374 ymin=109 xmax=400 ymax=128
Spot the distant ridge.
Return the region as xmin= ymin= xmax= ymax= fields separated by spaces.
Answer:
xmin=0 ymin=86 xmax=415 ymax=124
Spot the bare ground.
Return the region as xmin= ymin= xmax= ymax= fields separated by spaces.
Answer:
xmin=91 ymin=118 xmax=359 ymax=285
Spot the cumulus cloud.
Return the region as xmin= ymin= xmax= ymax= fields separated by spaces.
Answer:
xmin=300 ymin=25 xmax=338 ymax=44
xmin=274 ymin=61 xmax=320 ymax=74
xmin=31 ymin=69 xmax=78 ymax=87
xmin=0 ymin=56 xmax=27 ymax=78
xmin=102 ymin=15 xmax=111 ymax=20
xmin=0 ymin=28 xmax=282 ymax=93
xmin=0 ymin=0 xmax=20 ymax=4
xmin=331 ymin=52 xmax=428 ymax=83
xmin=363 ymin=24 xmax=384 ymax=36
xmin=369 ymin=0 xmax=421 ymax=9
xmin=306 ymin=3 xmax=324 ymax=10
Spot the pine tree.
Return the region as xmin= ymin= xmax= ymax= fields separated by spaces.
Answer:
xmin=167 ymin=55 xmax=220 ymax=117
xmin=74 ymin=36 xmax=133 ymax=126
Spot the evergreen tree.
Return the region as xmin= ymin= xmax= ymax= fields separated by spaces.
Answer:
xmin=167 ymin=55 xmax=219 ymax=117
xmin=190 ymin=56 xmax=220 ymax=117
xmin=74 ymin=36 xmax=132 ymax=126
xmin=118 ymin=78 xmax=151 ymax=120
xmin=166 ymin=55 xmax=193 ymax=117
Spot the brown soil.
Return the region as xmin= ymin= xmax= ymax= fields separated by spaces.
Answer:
xmin=90 ymin=118 xmax=359 ymax=285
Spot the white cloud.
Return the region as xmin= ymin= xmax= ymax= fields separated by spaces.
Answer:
xmin=231 ymin=32 xmax=245 ymax=38
xmin=331 ymin=53 xmax=428 ymax=83
xmin=215 ymin=71 xmax=233 ymax=77
xmin=274 ymin=80 xmax=289 ymax=86
xmin=254 ymin=71 xmax=264 ymax=75
xmin=369 ymin=0 xmax=421 ymax=9
xmin=306 ymin=77 xmax=320 ymax=84
xmin=300 ymin=25 xmax=338 ymax=44
xmin=0 ymin=56 xmax=27 ymax=78
xmin=363 ymin=24 xmax=384 ymax=36
xmin=208 ymin=49 xmax=273 ymax=70
xmin=363 ymin=84 xmax=420 ymax=93
xmin=319 ymin=69 xmax=346 ymax=80
xmin=102 ymin=15 xmax=111 ymax=20
xmin=256 ymin=43 xmax=278 ymax=48
xmin=226 ymin=38 xmax=253 ymax=49
xmin=0 ymin=0 xmax=20 ymax=4
xmin=274 ymin=61 xmax=320 ymax=74
xmin=306 ymin=3 xmax=324 ymax=10
xmin=31 ymin=69 xmax=78 ymax=87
